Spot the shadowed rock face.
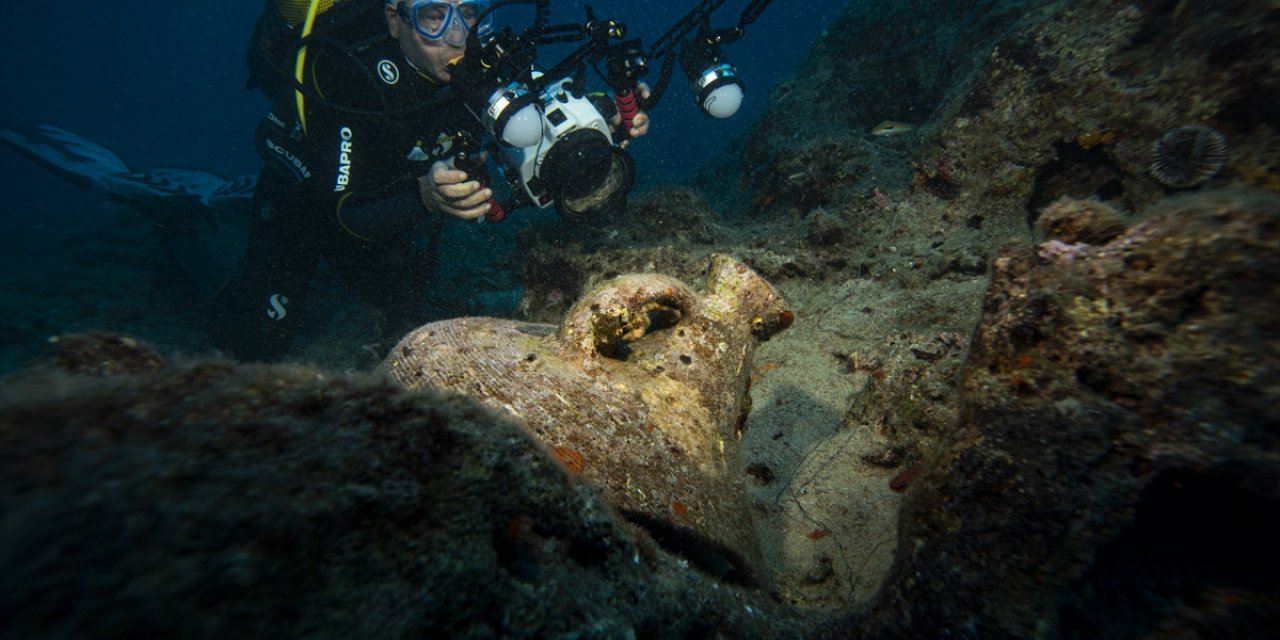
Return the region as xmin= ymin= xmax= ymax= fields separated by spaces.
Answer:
xmin=381 ymin=255 xmax=794 ymax=584
xmin=1 ymin=192 xmax=1275 ymax=639
xmin=842 ymin=189 xmax=1280 ymax=638
xmin=0 ymin=347 xmax=812 ymax=639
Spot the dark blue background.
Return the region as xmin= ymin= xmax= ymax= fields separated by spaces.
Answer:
xmin=0 ymin=1 xmax=840 ymax=221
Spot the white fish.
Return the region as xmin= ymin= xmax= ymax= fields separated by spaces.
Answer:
xmin=871 ymin=121 xmax=915 ymax=136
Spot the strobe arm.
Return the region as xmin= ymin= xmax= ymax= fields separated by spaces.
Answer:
xmin=634 ymin=0 xmax=776 ymax=113
xmin=738 ymin=0 xmax=774 ymax=29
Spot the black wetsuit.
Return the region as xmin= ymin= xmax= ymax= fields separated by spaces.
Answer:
xmin=211 ymin=26 xmax=480 ymax=360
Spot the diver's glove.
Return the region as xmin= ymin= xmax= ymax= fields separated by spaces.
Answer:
xmin=417 ymin=160 xmax=493 ymax=220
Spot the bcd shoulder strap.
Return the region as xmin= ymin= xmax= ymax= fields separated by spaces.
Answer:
xmin=245 ymin=0 xmax=387 ymax=106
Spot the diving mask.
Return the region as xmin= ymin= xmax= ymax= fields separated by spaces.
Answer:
xmin=398 ymin=0 xmax=492 ymax=48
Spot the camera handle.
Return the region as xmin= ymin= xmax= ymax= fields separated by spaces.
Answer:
xmin=613 ymin=90 xmax=640 ymax=138
xmin=605 ymin=41 xmax=648 ymax=139
xmin=447 ymin=131 xmax=508 ymax=223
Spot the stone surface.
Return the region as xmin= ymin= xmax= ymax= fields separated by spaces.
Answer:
xmin=512 ymin=0 xmax=1280 ymax=622
xmin=829 ymin=189 xmax=1280 ymax=638
xmin=382 ymin=256 xmax=793 ymax=584
xmin=0 ymin=356 xmax=813 ymax=639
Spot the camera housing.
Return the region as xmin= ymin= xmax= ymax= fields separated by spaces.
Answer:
xmin=511 ymin=77 xmax=635 ymax=219
xmin=446 ymin=0 xmax=773 ymax=222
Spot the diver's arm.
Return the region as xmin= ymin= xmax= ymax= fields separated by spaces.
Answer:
xmin=330 ymin=191 xmax=425 ymax=241
xmin=311 ymin=116 xmax=499 ymax=235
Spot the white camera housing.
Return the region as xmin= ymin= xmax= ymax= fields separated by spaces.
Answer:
xmin=514 ymin=77 xmax=618 ymax=209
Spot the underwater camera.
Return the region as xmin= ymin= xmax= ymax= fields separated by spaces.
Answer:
xmin=450 ymin=19 xmax=635 ymax=220
xmin=447 ymin=0 xmax=775 ymax=221
xmin=513 ymin=76 xmax=635 ymax=219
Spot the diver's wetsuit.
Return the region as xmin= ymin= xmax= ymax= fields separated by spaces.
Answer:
xmin=211 ymin=25 xmax=480 ymax=360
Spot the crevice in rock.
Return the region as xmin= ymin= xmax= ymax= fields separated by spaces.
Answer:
xmin=1057 ymin=472 xmax=1280 ymax=638
xmin=1026 ymin=141 xmax=1128 ymax=229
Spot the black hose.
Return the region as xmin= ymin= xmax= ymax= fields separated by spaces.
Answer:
xmin=640 ymin=52 xmax=677 ymax=112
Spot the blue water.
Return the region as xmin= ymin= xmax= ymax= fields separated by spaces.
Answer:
xmin=546 ymin=0 xmax=841 ymax=183
xmin=0 ymin=1 xmax=838 ymax=211
xmin=0 ymin=0 xmax=840 ymax=368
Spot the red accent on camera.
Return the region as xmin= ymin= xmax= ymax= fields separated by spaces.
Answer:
xmin=614 ymin=90 xmax=639 ymax=137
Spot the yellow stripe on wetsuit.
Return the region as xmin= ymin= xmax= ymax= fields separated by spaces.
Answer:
xmin=292 ymin=0 xmax=335 ymax=134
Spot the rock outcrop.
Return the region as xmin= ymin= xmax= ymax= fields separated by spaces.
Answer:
xmin=0 ymin=340 xmax=811 ymax=639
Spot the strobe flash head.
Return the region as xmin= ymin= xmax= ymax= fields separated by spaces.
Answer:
xmin=449 ymin=26 xmax=542 ymax=147
xmin=485 ymin=83 xmax=542 ymax=148
xmin=680 ymin=37 xmax=745 ymax=119
xmin=690 ymin=63 xmax=743 ymax=119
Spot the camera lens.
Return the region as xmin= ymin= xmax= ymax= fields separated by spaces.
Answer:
xmin=539 ymin=129 xmax=635 ymax=218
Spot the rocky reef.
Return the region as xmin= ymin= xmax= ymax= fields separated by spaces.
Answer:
xmin=0 ymin=334 xmax=812 ymax=639
xmin=4 ymin=189 xmax=1276 ymax=639
xmin=841 ymin=189 xmax=1280 ymax=638
xmin=510 ymin=0 xmax=1280 ymax=632
xmin=3 ymin=0 xmax=1279 ymax=637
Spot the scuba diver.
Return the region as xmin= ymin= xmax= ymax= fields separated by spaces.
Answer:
xmin=5 ymin=0 xmax=774 ymax=362
xmin=220 ymin=0 xmax=651 ymax=359
xmin=1 ymin=1 xmax=651 ymax=362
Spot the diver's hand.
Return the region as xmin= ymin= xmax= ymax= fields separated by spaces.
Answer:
xmin=613 ymin=82 xmax=652 ymax=148
xmin=418 ymin=160 xmax=493 ymax=220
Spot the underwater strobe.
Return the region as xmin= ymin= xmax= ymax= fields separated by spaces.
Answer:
xmin=645 ymin=0 xmax=773 ymax=120
xmin=455 ymin=28 xmax=544 ymax=149
xmin=680 ymin=27 xmax=744 ymax=119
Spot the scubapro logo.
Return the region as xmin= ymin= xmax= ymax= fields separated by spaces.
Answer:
xmin=266 ymin=294 xmax=289 ymax=320
xmin=334 ymin=127 xmax=353 ymax=192
xmin=265 ymin=138 xmax=311 ymax=179
xmin=377 ymin=59 xmax=399 ymax=85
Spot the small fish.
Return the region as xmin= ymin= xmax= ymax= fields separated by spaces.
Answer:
xmin=871 ymin=121 xmax=915 ymax=136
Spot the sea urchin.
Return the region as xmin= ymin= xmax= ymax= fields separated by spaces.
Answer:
xmin=1150 ymin=125 xmax=1228 ymax=189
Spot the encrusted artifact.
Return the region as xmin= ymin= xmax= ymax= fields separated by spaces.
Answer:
xmin=381 ymin=255 xmax=793 ymax=582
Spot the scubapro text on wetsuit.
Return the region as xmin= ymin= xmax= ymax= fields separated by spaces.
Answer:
xmin=334 ymin=127 xmax=353 ymax=192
